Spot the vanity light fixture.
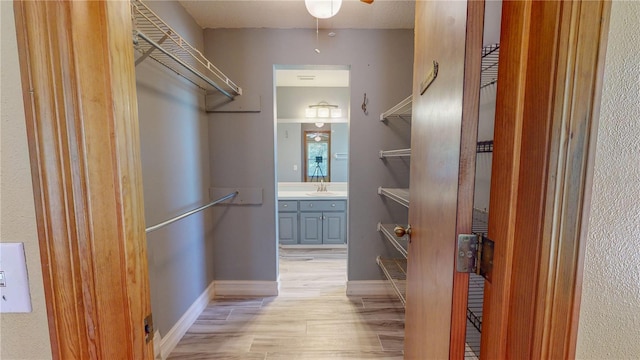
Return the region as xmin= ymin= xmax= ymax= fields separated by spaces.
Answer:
xmin=305 ymin=0 xmax=342 ymax=19
xmin=317 ymin=107 xmax=330 ymax=118
xmin=307 ymin=101 xmax=341 ymax=121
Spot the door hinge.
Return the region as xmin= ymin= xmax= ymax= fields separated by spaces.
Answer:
xmin=144 ymin=313 xmax=154 ymax=344
xmin=456 ymin=234 xmax=494 ymax=282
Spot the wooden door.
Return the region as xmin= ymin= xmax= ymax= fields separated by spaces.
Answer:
xmin=14 ymin=1 xmax=153 ymax=358
xmin=404 ymin=1 xmax=484 ymax=358
xmin=405 ymin=0 xmax=611 ymax=359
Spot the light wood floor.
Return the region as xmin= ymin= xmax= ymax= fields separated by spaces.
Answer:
xmin=167 ymin=247 xmax=405 ymax=360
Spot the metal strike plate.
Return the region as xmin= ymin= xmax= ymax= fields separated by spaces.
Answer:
xmin=456 ymin=234 xmax=494 ymax=282
xmin=144 ymin=314 xmax=154 ymax=344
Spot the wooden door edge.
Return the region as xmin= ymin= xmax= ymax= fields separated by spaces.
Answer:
xmin=13 ymin=1 xmax=153 ymax=358
xmin=449 ymin=0 xmax=484 ymax=358
xmin=480 ymin=1 xmax=532 ymax=356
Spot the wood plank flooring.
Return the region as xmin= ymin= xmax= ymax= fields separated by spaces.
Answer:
xmin=168 ymin=247 xmax=405 ymax=360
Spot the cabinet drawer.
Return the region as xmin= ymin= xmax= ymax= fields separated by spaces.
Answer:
xmin=278 ymin=200 xmax=298 ymax=211
xmin=299 ymin=200 xmax=346 ymax=212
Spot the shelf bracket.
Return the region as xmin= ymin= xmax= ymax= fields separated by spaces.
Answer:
xmin=135 ymin=33 xmax=169 ymax=66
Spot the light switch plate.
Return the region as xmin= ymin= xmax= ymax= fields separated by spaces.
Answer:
xmin=0 ymin=243 xmax=33 ymax=313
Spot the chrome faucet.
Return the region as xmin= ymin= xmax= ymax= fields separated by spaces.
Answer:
xmin=316 ymin=180 xmax=328 ymax=192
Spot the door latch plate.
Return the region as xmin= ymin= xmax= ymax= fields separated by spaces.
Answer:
xmin=144 ymin=314 xmax=153 ymax=344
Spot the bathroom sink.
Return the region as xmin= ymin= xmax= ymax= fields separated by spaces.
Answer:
xmin=305 ymin=192 xmax=339 ymax=197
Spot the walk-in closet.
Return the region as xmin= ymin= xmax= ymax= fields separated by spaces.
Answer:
xmin=8 ymin=0 xmax=617 ymax=358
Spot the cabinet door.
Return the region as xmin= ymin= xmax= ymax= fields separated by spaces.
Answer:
xmin=322 ymin=212 xmax=346 ymax=244
xmin=300 ymin=212 xmax=323 ymax=244
xmin=278 ymin=212 xmax=298 ymax=245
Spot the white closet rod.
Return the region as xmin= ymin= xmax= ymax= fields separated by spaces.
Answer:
xmin=145 ymin=191 xmax=238 ymax=233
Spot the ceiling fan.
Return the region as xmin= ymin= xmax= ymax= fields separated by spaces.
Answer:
xmin=305 ymin=0 xmax=374 ymax=20
xmin=307 ymin=0 xmax=373 ymax=53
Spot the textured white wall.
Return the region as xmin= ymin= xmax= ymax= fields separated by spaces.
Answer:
xmin=0 ymin=2 xmax=53 ymax=359
xmin=576 ymin=2 xmax=640 ymax=358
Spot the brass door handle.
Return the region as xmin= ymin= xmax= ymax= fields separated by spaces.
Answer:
xmin=394 ymin=225 xmax=412 ymax=237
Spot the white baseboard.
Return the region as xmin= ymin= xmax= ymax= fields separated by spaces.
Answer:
xmin=214 ymin=280 xmax=279 ymax=296
xmin=346 ymin=280 xmax=397 ymax=296
xmin=153 ymin=331 xmax=162 ymax=360
xmin=158 ymin=281 xmax=216 ymax=359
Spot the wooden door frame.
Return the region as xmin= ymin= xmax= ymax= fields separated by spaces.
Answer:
xmin=482 ymin=1 xmax=611 ymax=359
xmin=14 ymin=1 xmax=153 ymax=358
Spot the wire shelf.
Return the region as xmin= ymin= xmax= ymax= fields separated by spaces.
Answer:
xmin=380 ymin=95 xmax=412 ymax=121
xmin=476 ymin=140 xmax=494 ymax=153
xmin=376 ymin=257 xmax=407 ymax=306
xmin=379 ymin=148 xmax=411 ymax=158
xmin=378 ymin=187 xmax=410 ymax=208
xmin=131 ymin=0 xmax=241 ymax=98
xmin=464 ymin=208 xmax=490 ymax=358
xmin=481 ymin=44 xmax=500 ymax=89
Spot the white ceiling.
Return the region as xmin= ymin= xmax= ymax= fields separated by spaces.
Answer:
xmin=276 ymin=68 xmax=350 ymax=87
xmin=178 ymin=0 xmax=415 ymax=30
xmin=177 ymin=1 xmax=502 ymax=87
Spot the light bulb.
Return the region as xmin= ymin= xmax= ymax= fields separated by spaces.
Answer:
xmin=305 ymin=0 xmax=342 ymax=19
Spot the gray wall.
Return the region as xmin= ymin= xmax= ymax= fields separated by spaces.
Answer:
xmin=276 ymin=86 xmax=349 ymax=119
xmin=331 ymin=123 xmax=348 ymax=182
xmin=277 ymin=123 xmax=303 ymax=182
xmin=204 ymin=28 xmax=414 ymax=281
xmin=136 ymin=1 xmax=214 ymax=336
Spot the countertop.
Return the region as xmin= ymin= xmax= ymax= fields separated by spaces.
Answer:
xmin=278 ymin=190 xmax=348 ymax=200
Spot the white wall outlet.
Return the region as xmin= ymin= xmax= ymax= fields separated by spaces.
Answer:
xmin=0 ymin=243 xmax=33 ymax=313
xmin=293 ymin=164 xmax=298 ymax=171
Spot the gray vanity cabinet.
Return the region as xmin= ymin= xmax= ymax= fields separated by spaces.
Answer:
xmin=300 ymin=212 xmax=323 ymax=244
xmin=278 ymin=199 xmax=346 ymax=245
xmin=322 ymin=211 xmax=347 ymax=244
xmin=278 ymin=201 xmax=298 ymax=245
xmin=300 ymin=200 xmax=346 ymax=245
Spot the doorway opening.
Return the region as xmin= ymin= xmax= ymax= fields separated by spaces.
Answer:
xmin=273 ymin=65 xmax=350 ymax=286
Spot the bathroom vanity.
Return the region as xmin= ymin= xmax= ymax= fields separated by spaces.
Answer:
xmin=277 ymin=182 xmax=348 ymax=245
